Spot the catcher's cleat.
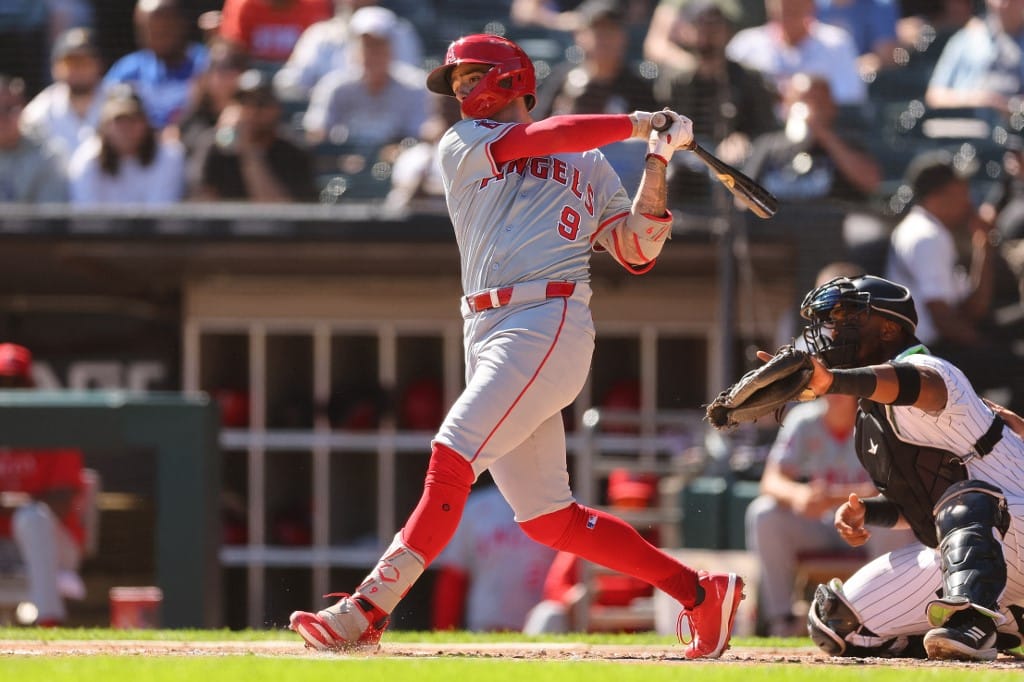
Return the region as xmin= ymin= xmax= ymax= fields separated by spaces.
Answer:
xmin=678 ymin=571 xmax=745 ymax=659
xmin=923 ymin=607 xmax=998 ymax=662
xmin=290 ymin=592 xmax=390 ymax=652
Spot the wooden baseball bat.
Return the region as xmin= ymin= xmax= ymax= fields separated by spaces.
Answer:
xmin=651 ymin=111 xmax=778 ymax=219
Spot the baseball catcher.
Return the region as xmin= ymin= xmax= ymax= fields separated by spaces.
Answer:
xmin=774 ymin=275 xmax=1024 ymax=661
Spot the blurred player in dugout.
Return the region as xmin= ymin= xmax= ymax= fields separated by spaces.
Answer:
xmin=524 ymin=468 xmax=662 ymax=633
xmin=0 ymin=343 xmax=88 ymax=626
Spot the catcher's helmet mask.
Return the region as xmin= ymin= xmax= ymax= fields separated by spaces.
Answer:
xmin=427 ymin=34 xmax=537 ymax=118
xmin=799 ymin=276 xmax=918 ymax=368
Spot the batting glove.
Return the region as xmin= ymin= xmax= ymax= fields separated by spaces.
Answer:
xmin=629 ymin=111 xmax=655 ymax=140
xmin=647 ymin=111 xmax=694 ymax=165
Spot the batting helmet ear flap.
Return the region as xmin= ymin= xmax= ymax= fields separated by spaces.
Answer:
xmin=460 ymin=59 xmax=536 ymax=117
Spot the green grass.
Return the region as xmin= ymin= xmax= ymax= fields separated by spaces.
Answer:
xmin=0 ymin=657 xmax=1022 ymax=682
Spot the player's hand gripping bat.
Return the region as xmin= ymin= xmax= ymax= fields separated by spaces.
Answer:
xmin=651 ymin=111 xmax=778 ymax=219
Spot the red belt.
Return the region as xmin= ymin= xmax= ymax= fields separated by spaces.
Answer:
xmin=465 ymin=281 xmax=576 ymax=313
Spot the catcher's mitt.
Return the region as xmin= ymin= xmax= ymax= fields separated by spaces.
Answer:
xmin=705 ymin=345 xmax=817 ymax=430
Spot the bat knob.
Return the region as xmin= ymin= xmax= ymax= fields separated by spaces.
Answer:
xmin=651 ymin=111 xmax=672 ymax=132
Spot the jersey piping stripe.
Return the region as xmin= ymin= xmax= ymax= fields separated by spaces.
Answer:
xmin=589 ymin=210 xmax=629 ymax=245
xmin=470 ymin=298 xmax=570 ymax=463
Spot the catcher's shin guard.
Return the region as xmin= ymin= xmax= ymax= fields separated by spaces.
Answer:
xmin=808 ymin=579 xmax=925 ymax=658
xmin=931 ymin=480 xmax=1010 ymax=609
xmin=924 ymin=480 xmax=1009 ymax=660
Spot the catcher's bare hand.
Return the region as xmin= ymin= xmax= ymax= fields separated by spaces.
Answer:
xmin=835 ymin=493 xmax=871 ymax=547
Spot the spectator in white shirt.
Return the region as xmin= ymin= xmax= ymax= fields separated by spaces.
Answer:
xmin=20 ymin=27 xmax=104 ymax=163
xmin=274 ymin=0 xmax=424 ymax=101
xmin=68 ymin=85 xmax=185 ymax=205
xmin=726 ymin=0 xmax=866 ymax=104
xmin=302 ymin=6 xmax=427 ymax=148
xmin=886 ymin=149 xmax=1024 ymax=411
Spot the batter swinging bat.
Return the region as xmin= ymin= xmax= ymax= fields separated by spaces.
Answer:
xmin=651 ymin=111 xmax=778 ymax=219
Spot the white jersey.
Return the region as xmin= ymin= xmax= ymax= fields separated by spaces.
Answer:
xmin=438 ymin=118 xmax=633 ymax=295
xmin=888 ymin=351 xmax=1024 ymax=498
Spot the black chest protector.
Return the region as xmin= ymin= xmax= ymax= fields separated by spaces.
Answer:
xmin=854 ymin=399 xmax=968 ymax=548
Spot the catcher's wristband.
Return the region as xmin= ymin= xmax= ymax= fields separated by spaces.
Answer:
xmin=862 ymin=495 xmax=900 ymax=528
xmin=826 ymin=367 xmax=877 ymax=398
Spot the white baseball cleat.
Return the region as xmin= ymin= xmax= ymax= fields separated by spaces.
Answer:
xmin=290 ymin=593 xmax=390 ymax=652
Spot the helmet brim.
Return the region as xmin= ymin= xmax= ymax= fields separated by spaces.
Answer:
xmin=426 ymin=59 xmax=493 ymax=97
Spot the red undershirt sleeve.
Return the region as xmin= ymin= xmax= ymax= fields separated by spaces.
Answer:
xmin=489 ymin=115 xmax=634 ymax=164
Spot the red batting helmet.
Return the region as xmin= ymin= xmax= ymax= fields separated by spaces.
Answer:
xmin=0 ymin=343 xmax=33 ymax=387
xmin=426 ymin=34 xmax=536 ymax=118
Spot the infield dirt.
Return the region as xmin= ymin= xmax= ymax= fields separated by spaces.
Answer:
xmin=1 ymin=640 xmax=1023 ymax=668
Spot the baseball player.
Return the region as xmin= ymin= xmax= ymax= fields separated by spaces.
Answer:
xmin=796 ymin=275 xmax=1024 ymax=661
xmin=0 ymin=343 xmax=87 ymax=626
xmin=290 ymin=33 xmax=745 ymax=658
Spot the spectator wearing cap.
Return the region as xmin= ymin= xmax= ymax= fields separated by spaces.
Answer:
xmin=725 ymin=0 xmax=866 ymax=104
xmin=532 ymin=0 xmax=658 ymax=189
xmin=20 ymin=28 xmax=104 ymax=162
xmin=652 ymin=0 xmax=779 ymax=206
xmin=0 ymin=75 xmax=68 ymax=203
xmin=0 ymin=343 xmax=88 ymax=627
xmin=302 ymin=6 xmax=427 ymax=148
xmin=886 ymin=149 xmax=1024 ymax=411
xmin=274 ymin=0 xmax=424 ymax=101
xmin=102 ymin=0 xmax=208 ymax=130
xmin=189 ymin=69 xmax=318 ymax=202
xmin=219 ymin=0 xmax=331 ymax=65
xmin=67 ymin=85 xmax=186 ymax=205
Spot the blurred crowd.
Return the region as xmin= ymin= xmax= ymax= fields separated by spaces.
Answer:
xmin=0 ymin=0 xmax=1021 ymax=213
